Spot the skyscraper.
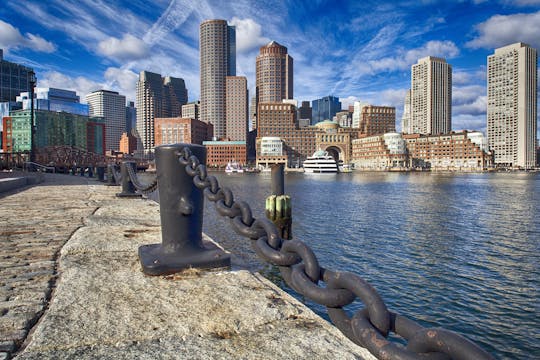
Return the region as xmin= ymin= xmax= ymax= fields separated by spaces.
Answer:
xmin=255 ymin=41 xmax=293 ymax=124
xmin=0 ymin=49 xmax=34 ymax=103
xmin=226 ymin=76 xmax=248 ymax=141
xmin=200 ymin=19 xmax=236 ymax=139
xmin=135 ymin=71 xmax=188 ymax=152
xmin=352 ymin=101 xmax=368 ymax=128
xmin=126 ymin=101 xmax=136 ymax=134
xmin=86 ymin=90 xmax=126 ymax=152
xmin=401 ymin=89 xmax=411 ymax=134
xmin=410 ymin=56 xmax=452 ymax=135
xmin=312 ymin=96 xmax=341 ymax=125
xmin=487 ymin=42 xmax=537 ymax=168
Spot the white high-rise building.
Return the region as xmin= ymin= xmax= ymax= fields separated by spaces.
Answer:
xmin=401 ymin=89 xmax=411 ymax=134
xmin=410 ymin=56 xmax=452 ymax=135
xmin=352 ymin=101 xmax=368 ymax=128
xmin=86 ymin=90 xmax=126 ymax=152
xmin=487 ymin=42 xmax=537 ymax=168
xmin=200 ymin=19 xmax=236 ymax=139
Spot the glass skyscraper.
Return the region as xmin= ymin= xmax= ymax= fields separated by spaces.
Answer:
xmin=311 ymin=96 xmax=342 ymax=125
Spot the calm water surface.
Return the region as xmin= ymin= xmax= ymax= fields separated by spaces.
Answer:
xmin=199 ymin=172 xmax=539 ymax=359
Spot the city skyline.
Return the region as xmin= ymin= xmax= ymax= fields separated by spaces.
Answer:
xmin=0 ymin=0 xmax=539 ymax=135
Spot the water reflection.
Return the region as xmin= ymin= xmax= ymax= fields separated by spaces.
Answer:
xmin=199 ymin=171 xmax=538 ymax=359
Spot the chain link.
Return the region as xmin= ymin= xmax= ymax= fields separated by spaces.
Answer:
xmin=110 ymin=164 xmax=122 ymax=183
xmin=172 ymin=147 xmax=493 ymax=360
xmin=125 ymin=162 xmax=158 ymax=194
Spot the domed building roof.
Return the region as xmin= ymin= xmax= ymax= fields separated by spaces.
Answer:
xmin=314 ymin=120 xmax=339 ymax=129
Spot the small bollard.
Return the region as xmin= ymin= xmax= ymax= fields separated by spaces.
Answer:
xmin=106 ymin=164 xmax=118 ymax=186
xmin=266 ymin=164 xmax=292 ymax=239
xmin=88 ymin=166 xmax=93 ymax=178
xmin=71 ymin=166 xmax=76 ymax=175
xmin=138 ymin=143 xmax=231 ymax=275
xmin=96 ymin=166 xmax=105 ymax=181
xmin=116 ymin=161 xmax=141 ymax=198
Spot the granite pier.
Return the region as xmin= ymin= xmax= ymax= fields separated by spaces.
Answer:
xmin=0 ymin=173 xmax=374 ymax=359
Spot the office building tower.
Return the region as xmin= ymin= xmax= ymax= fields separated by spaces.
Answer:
xmin=298 ymin=101 xmax=312 ymax=123
xmin=410 ymin=56 xmax=452 ymax=135
xmin=0 ymin=49 xmax=34 ymax=103
xmin=200 ymin=19 xmax=236 ymax=139
xmin=255 ymin=41 xmax=293 ymax=121
xmin=360 ymin=105 xmax=396 ymax=136
xmin=86 ymin=90 xmax=126 ymax=152
xmin=250 ymin=96 xmax=257 ymax=130
xmin=312 ymin=96 xmax=341 ymax=125
xmin=182 ymin=101 xmax=200 ymax=121
xmin=136 ymin=70 xmax=188 ymax=152
xmin=352 ymin=101 xmax=368 ymax=128
xmin=17 ymin=87 xmax=89 ymax=116
xmin=226 ymin=76 xmax=248 ymax=141
xmin=401 ymin=89 xmax=411 ymax=134
xmin=487 ymin=42 xmax=537 ymax=168
xmin=126 ymin=101 xmax=136 ymax=134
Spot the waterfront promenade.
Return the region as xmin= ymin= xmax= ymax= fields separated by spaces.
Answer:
xmin=0 ymin=173 xmax=374 ymax=359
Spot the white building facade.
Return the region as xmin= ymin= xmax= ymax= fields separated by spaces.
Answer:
xmin=410 ymin=56 xmax=452 ymax=135
xmin=86 ymin=90 xmax=126 ymax=152
xmin=487 ymin=42 xmax=537 ymax=168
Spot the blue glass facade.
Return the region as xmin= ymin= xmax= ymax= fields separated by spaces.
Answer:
xmin=17 ymin=87 xmax=89 ymax=116
xmin=311 ymin=96 xmax=342 ymax=125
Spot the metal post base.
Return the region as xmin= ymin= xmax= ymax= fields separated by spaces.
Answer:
xmin=139 ymin=243 xmax=230 ymax=276
xmin=116 ymin=192 xmax=142 ymax=198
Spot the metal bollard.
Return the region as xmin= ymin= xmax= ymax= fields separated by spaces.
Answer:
xmin=138 ymin=143 xmax=231 ymax=275
xmin=116 ymin=161 xmax=141 ymax=198
xmin=88 ymin=166 xmax=93 ymax=178
xmin=80 ymin=167 xmax=85 ymax=176
xmin=96 ymin=166 xmax=105 ymax=181
xmin=266 ymin=164 xmax=292 ymax=239
xmin=106 ymin=165 xmax=118 ymax=186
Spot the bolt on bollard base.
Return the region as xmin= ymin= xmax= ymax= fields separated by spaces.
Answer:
xmin=116 ymin=161 xmax=142 ymax=198
xmin=139 ymin=143 xmax=230 ymax=275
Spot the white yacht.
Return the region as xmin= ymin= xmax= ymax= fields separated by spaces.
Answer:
xmin=225 ymin=162 xmax=244 ymax=173
xmin=303 ymin=150 xmax=338 ymax=173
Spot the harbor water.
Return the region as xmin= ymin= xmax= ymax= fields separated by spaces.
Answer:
xmin=199 ymin=171 xmax=539 ymax=359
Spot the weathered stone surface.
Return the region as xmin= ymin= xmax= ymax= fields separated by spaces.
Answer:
xmin=0 ymin=173 xmax=102 ymax=359
xmin=3 ymin=173 xmax=375 ymax=359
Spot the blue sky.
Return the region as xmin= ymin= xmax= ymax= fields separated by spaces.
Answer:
xmin=0 ymin=0 xmax=539 ymax=134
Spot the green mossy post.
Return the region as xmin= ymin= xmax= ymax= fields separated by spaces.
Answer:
xmin=266 ymin=164 xmax=292 ymax=239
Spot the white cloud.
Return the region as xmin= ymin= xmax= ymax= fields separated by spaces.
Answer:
xmin=98 ymin=34 xmax=149 ymax=62
xmin=466 ymin=11 xmax=540 ymax=50
xmin=229 ymin=17 xmax=270 ymax=54
xmin=103 ymin=67 xmax=139 ymax=101
xmin=454 ymin=95 xmax=487 ymax=116
xmin=38 ymin=71 xmax=102 ymax=101
xmin=452 ymin=114 xmax=486 ymax=133
xmin=0 ymin=20 xmax=56 ymax=53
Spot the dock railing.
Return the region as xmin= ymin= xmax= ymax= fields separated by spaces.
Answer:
xmin=123 ymin=143 xmax=493 ymax=360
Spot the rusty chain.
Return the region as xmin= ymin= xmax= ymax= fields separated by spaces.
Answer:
xmin=125 ymin=162 xmax=158 ymax=194
xmin=109 ymin=164 xmax=122 ymax=183
xmin=171 ymin=147 xmax=493 ymax=360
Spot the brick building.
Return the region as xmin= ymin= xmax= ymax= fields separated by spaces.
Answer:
xmin=203 ymin=140 xmax=246 ymax=168
xmin=154 ymin=117 xmax=213 ymax=147
xmin=360 ymin=105 xmax=396 ymax=136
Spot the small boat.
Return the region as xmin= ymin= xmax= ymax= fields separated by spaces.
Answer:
xmin=339 ymin=164 xmax=352 ymax=173
xmin=225 ymin=162 xmax=244 ymax=173
xmin=303 ymin=150 xmax=338 ymax=173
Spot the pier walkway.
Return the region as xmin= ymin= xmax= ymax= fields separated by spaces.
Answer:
xmin=0 ymin=173 xmax=373 ymax=359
